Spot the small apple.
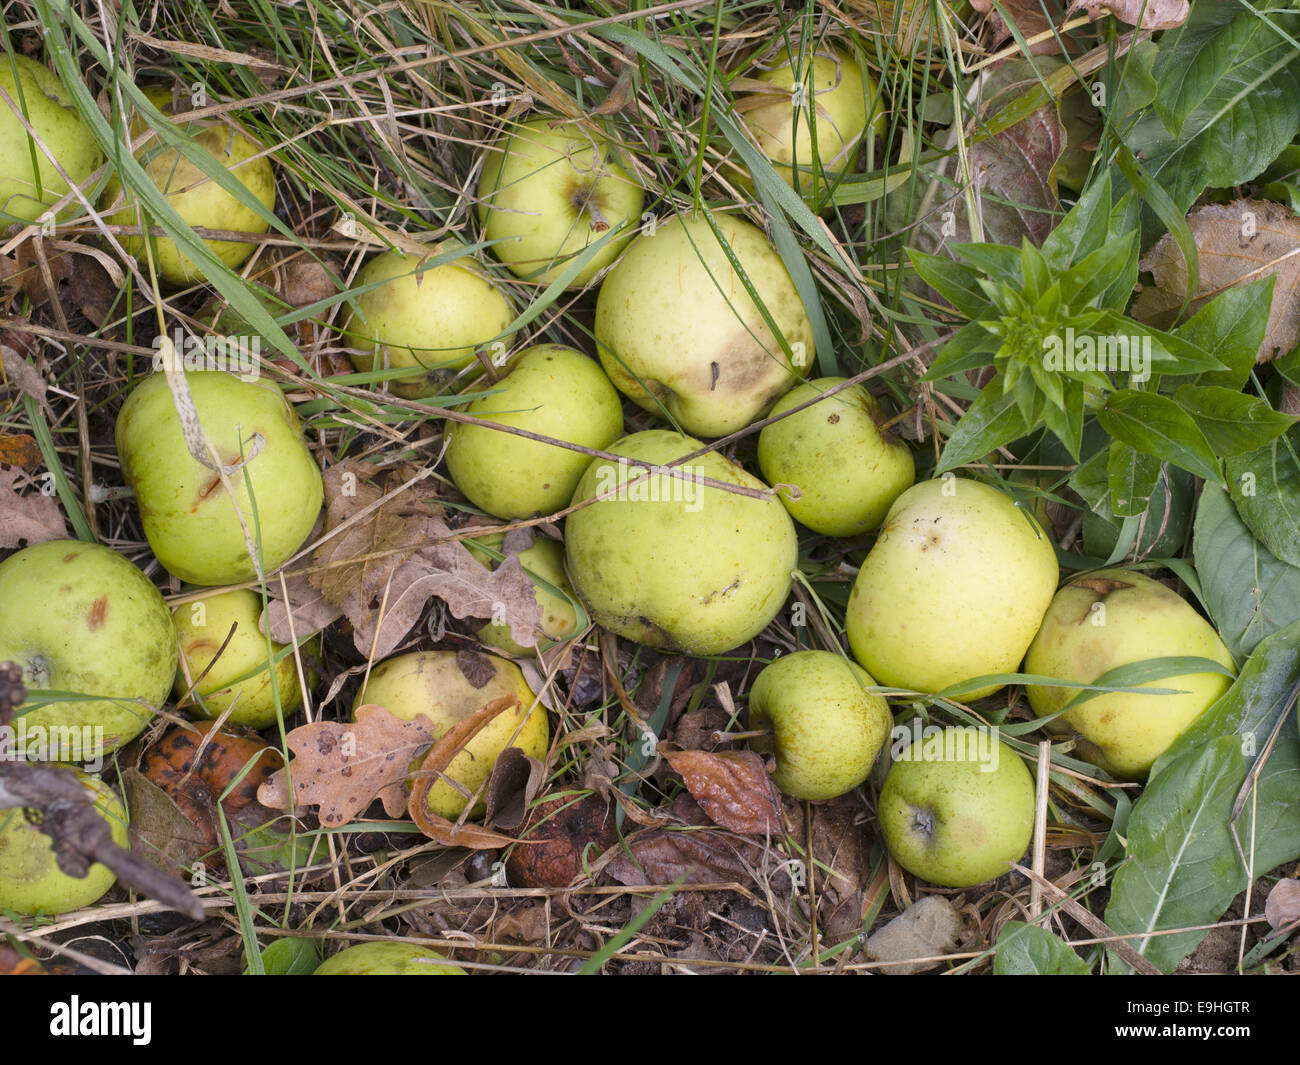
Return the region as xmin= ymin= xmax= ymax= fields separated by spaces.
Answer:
xmin=730 ymin=43 xmax=884 ymax=205
xmin=0 ymin=54 xmax=103 ymax=224
xmin=101 ymin=94 xmax=275 ymax=286
xmin=594 ymin=212 xmax=814 ymax=438
xmin=342 ymin=244 xmax=517 ymax=398
xmin=1025 ymin=569 xmax=1237 ymax=780
xmin=757 ymin=377 xmax=914 ymax=536
xmin=879 ymin=726 xmax=1035 ymax=888
xmin=353 ymin=651 xmax=549 ymax=820
xmin=747 ymin=650 xmax=891 ymax=800
xmin=173 ymin=588 xmax=315 ymax=729
xmin=477 ymin=115 xmax=644 ymax=288
xmin=115 ymin=370 xmax=324 ymax=586
xmin=0 ymin=768 xmax=128 ymax=915
xmin=314 ymin=941 xmax=466 ymax=975
xmin=444 ymin=344 xmax=624 ymax=519
xmin=845 ymin=477 xmax=1059 ymax=699
xmin=467 ymin=534 xmax=581 ymax=657
xmin=564 ymin=429 xmax=798 ymax=655
xmin=0 ymin=539 xmax=176 ymax=758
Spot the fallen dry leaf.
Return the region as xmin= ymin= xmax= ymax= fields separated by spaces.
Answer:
xmin=0 ymin=466 xmax=67 ymax=547
xmin=1069 ymin=0 xmax=1187 ymax=29
xmin=863 ymin=894 xmax=964 ymax=974
xmin=603 ymin=795 xmax=764 ymax=887
xmin=1 ymin=344 xmax=49 ymax=411
xmin=1264 ymin=878 xmax=1300 ymax=933
xmin=258 ymin=703 xmax=437 ymax=828
xmin=970 ymin=0 xmax=1060 ymax=53
xmin=482 ymin=747 xmax=545 ymax=832
xmin=784 ymin=794 xmax=872 ymax=943
xmin=662 ymin=748 xmax=782 ymax=835
xmin=1133 ymin=198 xmax=1300 ymax=361
xmin=0 ymin=433 xmax=41 ymax=469
xmin=493 ymin=901 xmax=550 ymax=944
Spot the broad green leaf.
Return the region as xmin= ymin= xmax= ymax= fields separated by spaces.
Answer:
xmin=1069 ymin=446 xmax=1110 ymax=512
xmin=937 ymin=386 xmax=1034 ymax=472
xmin=1041 ymin=171 xmax=1114 ymax=272
xmin=926 ymin=321 xmax=1002 ymax=379
xmin=1244 ymin=739 xmax=1300 ymax=874
xmin=253 ymin=937 xmax=321 ymax=976
xmin=993 ymin=921 xmax=1090 ymax=975
xmin=1192 ymin=482 xmax=1300 ymax=659
xmin=1176 ymin=385 xmax=1296 ymax=458
xmin=908 ymin=249 xmax=992 ymax=318
xmin=951 ymin=241 xmax=1022 ymax=283
xmin=1169 ymin=278 xmax=1273 ymax=392
xmin=1226 ymin=426 xmax=1300 ymax=567
xmin=1107 ymin=440 xmax=1161 ymax=517
xmin=1098 ymin=390 xmax=1224 ymax=486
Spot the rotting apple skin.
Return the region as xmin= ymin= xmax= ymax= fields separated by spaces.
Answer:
xmin=879 ymin=727 xmax=1035 ymax=888
xmin=0 ymin=539 xmax=176 ymax=758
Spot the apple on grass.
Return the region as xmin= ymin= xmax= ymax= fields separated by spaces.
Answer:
xmin=757 ymin=377 xmax=914 ymax=536
xmin=477 ymin=115 xmax=644 ymax=289
xmin=342 ymin=244 xmax=517 ymax=399
xmin=747 ymin=650 xmax=891 ymax=800
xmin=564 ymin=429 xmax=798 ymax=656
xmin=1025 ymin=569 xmax=1237 ymax=780
xmin=0 ymin=54 xmax=103 ymax=225
xmin=173 ymin=588 xmax=315 ymax=729
xmin=115 ymin=370 xmax=324 ymax=587
xmin=845 ymin=477 xmax=1059 ymax=699
xmin=0 ymin=540 xmax=177 ymax=759
xmin=0 ymin=768 xmax=128 ymax=916
xmin=353 ymin=651 xmax=549 ymax=821
xmin=879 ymin=727 xmax=1035 ymax=888
xmin=594 ymin=212 xmax=814 ymax=439
xmin=314 ymin=942 xmax=466 ymax=975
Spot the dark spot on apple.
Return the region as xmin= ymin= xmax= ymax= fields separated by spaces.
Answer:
xmin=86 ymin=596 xmax=108 ymax=630
xmin=827 ymin=412 xmax=840 ymax=424
xmin=62 ymin=552 xmax=81 ymax=563
xmin=710 ymin=362 xmax=721 ymax=390
xmin=193 ymin=474 xmax=222 ymax=510
xmin=58 ymin=585 xmax=71 ymax=595
xmin=911 ymin=805 xmax=936 ymax=843
xmin=542 ymin=483 xmax=550 ymax=490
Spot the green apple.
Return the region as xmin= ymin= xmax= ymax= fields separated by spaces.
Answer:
xmin=342 ymin=244 xmax=517 ymax=398
xmin=1025 ymin=569 xmax=1237 ymax=780
xmin=0 ymin=540 xmax=176 ymax=758
xmin=747 ymin=650 xmax=891 ymax=800
xmin=173 ymin=588 xmax=314 ymax=729
xmin=0 ymin=768 xmax=128 ymax=915
xmin=0 ymin=55 xmax=103 ymax=224
xmin=468 ymin=535 xmax=581 ymax=657
xmin=594 ymin=212 xmax=813 ymax=438
xmin=845 ymin=477 xmax=1058 ymax=699
xmin=353 ymin=651 xmax=549 ymax=820
xmin=730 ymin=44 xmax=883 ymax=204
xmin=115 ymin=370 xmax=324 ymax=586
xmin=879 ymin=726 xmax=1035 ymax=888
xmin=477 ymin=115 xmax=644 ymax=288
xmin=757 ymin=377 xmax=914 ymax=536
xmin=444 ymin=344 xmax=624 ymax=519
xmin=101 ymin=97 xmax=275 ymax=286
xmin=314 ymin=941 xmax=466 ymax=975
xmin=564 ymin=429 xmax=798 ymax=654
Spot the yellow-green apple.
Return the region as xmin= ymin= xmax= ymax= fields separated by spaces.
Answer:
xmin=0 ymin=540 xmax=176 ymax=758
xmin=564 ymin=429 xmax=798 ymax=654
xmin=100 ymin=93 xmax=275 ymax=286
xmin=467 ymin=534 xmax=581 ymax=656
xmin=314 ymin=942 xmax=466 ymax=975
xmin=115 ymin=370 xmax=324 ymax=586
xmin=1024 ymin=569 xmax=1237 ymax=780
xmin=477 ymin=115 xmax=643 ymax=288
xmin=594 ymin=212 xmax=813 ymax=438
xmin=845 ymin=477 xmax=1058 ymax=698
xmin=353 ymin=651 xmax=548 ymax=820
xmin=444 ymin=344 xmax=623 ymax=519
xmin=342 ymin=244 xmax=516 ymax=398
xmin=757 ymin=377 xmax=914 ymax=536
xmin=173 ymin=588 xmax=315 ymax=729
xmin=747 ymin=650 xmax=891 ymax=800
xmin=878 ymin=726 xmax=1034 ymax=887
xmin=0 ymin=54 xmax=103 ymax=224
xmin=0 ymin=768 xmax=128 ymax=915
xmin=730 ymin=43 xmax=883 ymax=204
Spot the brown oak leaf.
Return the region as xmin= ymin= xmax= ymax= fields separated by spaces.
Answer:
xmin=1068 ymin=0 xmax=1187 ymax=29
xmin=662 ymin=748 xmax=782 ymax=835
xmin=0 ymin=466 xmax=67 ymax=547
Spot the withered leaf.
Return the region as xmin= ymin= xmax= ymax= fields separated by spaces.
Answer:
xmin=1069 ymin=0 xmax=1187 ymax=29
xmin=493 ymin=902 xmax=550 ymax=944
xmin=482 ymin=747 xmax=545 ymax=832
xmin=1133 ymin=199 xmax=1300 ymax=361
xmin=0 ymin=433 xmax=41 ymax=469
xmin=784 ymin=794 xmax=871 ymax=943
xmin=1265 ymin=878 xmax=1300 ymax=933
xmin=1 ymin=344 xmax=49 ymax=411
xmin=0 ymin=465 xmax=67 ymax=547
xmin=257 ymin=704 xmax=437 ymax=828
xmin=863 ymin=895 xmax=964 ymax=975
xmin=604 ymin=826 xmax=759 ymax=887
xmin=662 ymin=748 xmax=782 ymax=835
xmin=457 ymin=649 xmax=496 ymax=689
xmin=969 ymin=0 xmax=1058 ymax=53
xmin=120 ymin=767 xmax=213 ymax=879
xmin=270 ymin=460 xmax=542 ymax=660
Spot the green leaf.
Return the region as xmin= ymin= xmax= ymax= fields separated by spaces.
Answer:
xmin=993 ymin=921 xmax=1090 ymax=975
xmin=1176 ymin=386 xmax=1296 ymax=458
xmin=908 ymin=249 xmax=992 ymax=318
xmin=951 ymin=241 xmax=1022 ymax=283
xmin=1107 ymin=440 xmax=1161 ymax=517
xmin=926 ymin=321 xmax=1002 ymax=379
xmin=1055 ymin=231 xmax=1137 ymax=312
xmin=1104 ymin=736 xmax=1246 ymax=973
xmin=1041 ymin=171 xmax=1114 ymax=272
xmin=937 ymin=386 xmax=1034 ymax=472
xmin=1097 ymin=390 xmax=1224 ymax=486
xmin=1193 ymin=482 xmax=1300 ymax=660
xmin=1244 ymin=739 xmax=1300 ymax=874
xmin=1169 ymin=278 xmax=1273 ymax=391
xmin=1069 ymin=446 xmax=1110 ymax=512
xmin=1226 ymin=426 xmax=1300 ymax=567
xmin=252 ymin=937 xmax=321 ymax=976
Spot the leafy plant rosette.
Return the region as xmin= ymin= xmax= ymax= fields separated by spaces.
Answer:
xmin=910 ymin=174 xmax=1296 ymax=527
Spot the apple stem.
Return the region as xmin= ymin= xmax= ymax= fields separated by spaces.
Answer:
xmin=585 ymin=200 xmax=610 ymax=233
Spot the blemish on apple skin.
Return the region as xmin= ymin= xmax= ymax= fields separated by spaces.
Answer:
xmin=62 ymin=551 xmax=81 ymax=563
xmin=87 ymin=596 xmax=108 ymax=631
